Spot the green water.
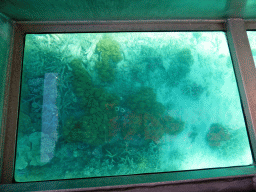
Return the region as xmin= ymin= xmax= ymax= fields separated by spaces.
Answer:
xmin=14 ymin=32 xmax=253 ymax=182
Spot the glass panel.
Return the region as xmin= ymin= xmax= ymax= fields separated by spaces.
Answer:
xmin=247 ymin=31 xmax=256 ymax=67
xmin=0 ymin=0 xmax=228 ymax=21
xmin=0 ymin=14 xmax=12 ymax=140
xmin=15 ymin=32 xmax=253 ymax=182
xmin=245 ymin=0 xmax=256 ymax=19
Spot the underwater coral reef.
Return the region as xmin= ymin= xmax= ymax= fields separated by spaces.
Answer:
xmin=14 ymin=33 xmax=252 ymax=182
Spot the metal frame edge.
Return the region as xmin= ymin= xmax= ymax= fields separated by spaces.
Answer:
xmin=1 ymin=23 xmax=25 ymax=184
xmin=226 ymin=18 xmax=256 ymax=162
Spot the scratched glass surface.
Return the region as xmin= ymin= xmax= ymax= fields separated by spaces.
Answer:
xmin=14 ymin=32 xmax=252 ymax=182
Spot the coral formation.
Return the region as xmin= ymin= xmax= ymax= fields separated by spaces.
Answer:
xmin=18 ymin=112 xmax=33 ymax=134
xmin=181 ymin=81 xmax=205 ymax=100
xmin=206 ymin=123 xmax=231 ymax=148
xmin=143 ymin=113 xmax=165 ymax=143
xmin=161 ymin=115 xmax=185 ymax=135
xmin=15 ymin=132 xmax=55 ymax=170
xmin=122 ymin=87 xmax=165 ymax=142
xmin=63 ymin=59 xmax=120 ymax=144
xmin=95 ymin=36 xmax=123 ymax=82
xmin=217 ymin=127 xmax=250 ymax=158
xmin=122 ymin=113 xmax=143 ymax=140
xmin=167 ymin=48 xmax=193 ymax=87
xmin=126 ymin=87 xmax=165 ymax=117
xmin=188 ymin=126 xmax=198 ymax=143
xmin=123 ymin=87 xmax=185 ymax=143
xmin=63 ymin=116 xmax=106 ymax=145
xmin=69 ymin=58 xmax=93 ymax=107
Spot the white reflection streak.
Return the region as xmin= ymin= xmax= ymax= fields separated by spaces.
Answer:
xmin=41 ymin=73 xmax=58 ymax=163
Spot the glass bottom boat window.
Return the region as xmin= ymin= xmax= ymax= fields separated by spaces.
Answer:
xmin=14 ymin=32 xmax=253 ymax=182
xmin=247 ymin=31 xmax=256 ymax=67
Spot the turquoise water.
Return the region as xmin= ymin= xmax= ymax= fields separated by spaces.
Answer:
xmin=15 ymin=32 xmax=253 ymax=182
xmin=247 ymin=31 xmax=256 ymax=68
